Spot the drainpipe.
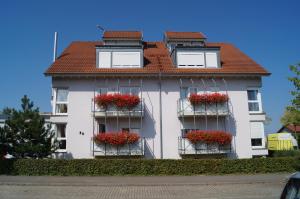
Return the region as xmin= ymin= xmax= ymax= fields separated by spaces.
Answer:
xmin=159 ymin=71 xmax=163 ymax=159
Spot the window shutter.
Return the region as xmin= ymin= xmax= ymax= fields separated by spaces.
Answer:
xmin=205 ymin=52 xmax=218 ymax=68
xmin=98 ymin=52 xmax=111 ymax=68
xmin=112 ymin=52 xmax=141 ymax=67
xmin=177 ymin=52 xmax=204 ymax=67
xmin=250 ymin=122 xmax=264 ymax=139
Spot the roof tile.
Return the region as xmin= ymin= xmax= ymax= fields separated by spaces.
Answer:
xmin=45 ymin=41 xmax=270 ymax=76
xmin=103 ymin=31 xmax=142 ymax=39
xmin=165 ymin=31 xmax=206 ymax=40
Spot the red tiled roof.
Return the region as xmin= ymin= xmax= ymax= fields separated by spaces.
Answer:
xmin=286 ymin=125 xmax=300 ymax=133
xmin=45 ymin=41 xmax=270 ymax=76
xmin=165 ymin=31 xmax=206 ymax=40
xmin=103 ymin=31 xmax=142 ymax=39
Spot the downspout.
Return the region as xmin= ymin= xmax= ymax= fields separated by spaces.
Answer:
xmin=159 ymin=70 xmax=163 ymax=159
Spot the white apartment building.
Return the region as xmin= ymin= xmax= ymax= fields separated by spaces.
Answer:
xmin=45 ymin=31 xmax=270 ymax=159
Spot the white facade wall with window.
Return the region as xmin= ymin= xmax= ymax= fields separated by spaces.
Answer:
xmin=50 ymin=77 xmax=266 ymax=159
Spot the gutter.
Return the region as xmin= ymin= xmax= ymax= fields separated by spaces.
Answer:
xmin=158 ymin=70 xmax=163 ymax=159
xmin=44 ymin=72 xmax=271 ymax=78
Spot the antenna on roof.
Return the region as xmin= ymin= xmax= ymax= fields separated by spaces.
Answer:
xmin=53 ymin=32 xmax=58 ymax=62
xmin=96 ymin=25 xmax=105 ymax=37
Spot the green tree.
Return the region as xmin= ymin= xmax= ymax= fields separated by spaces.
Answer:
xmin=281 ymin=63 xmax=300 ymax=143
xmin=0 ymin=95 xmax=55 ymax=158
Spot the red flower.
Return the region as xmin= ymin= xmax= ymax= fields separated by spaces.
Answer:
xmin=94 ymin=132 xmax=140 ymax=146
xmin=186 ymin=130 xmax=232 ymax=145
xmin=188 ymin=93 xmax=229 ymax=105
xmin=94 ymin=94 xmax=115 ymax=108
xmin=95 ymin=93 xmax=140 ymax=110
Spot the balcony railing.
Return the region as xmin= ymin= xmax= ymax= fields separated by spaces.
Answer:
xmin=177 ymin=99 xmax=229 ymax=117
xmin=92 ymin=138 xmax=145 ymax=156
xmin=91 ymin=99 xmax=144 ymax=118
xmin=178 ymin=137 xmax=231 ymax=155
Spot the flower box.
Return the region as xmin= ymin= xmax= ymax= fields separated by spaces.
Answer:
xmin=94 ymin=132 xmax=140 ymax=146
xmin=188 ymin=93 xmax=229 ymax=106
xmin=186 ymin=130 xmax=232 ymax=145
xmin=95 ymin=94 xmax=140 ymax=110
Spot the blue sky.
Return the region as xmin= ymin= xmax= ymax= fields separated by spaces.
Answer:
xmin=0 ymin=0 xmax=299 ymax=132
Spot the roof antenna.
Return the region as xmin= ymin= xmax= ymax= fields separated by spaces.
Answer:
xmin=96 ymin=25 xmax=105 ymax=37
xmin=53 ymin=32 xmax=58 ymax=62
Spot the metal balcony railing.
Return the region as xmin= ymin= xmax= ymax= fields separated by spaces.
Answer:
xmin=178 ymin=137 xmax=231 ymax=155
xmin=177 ymin=99 xmax=229 ymax=117
xmin=92 ymin=137 xmax=145 ymax=156
xmin=91 ymin=99 xmax=144 ymax=118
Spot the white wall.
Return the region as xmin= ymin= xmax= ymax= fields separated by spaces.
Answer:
xmin=51 ymin=77 xmax=264 ymax=159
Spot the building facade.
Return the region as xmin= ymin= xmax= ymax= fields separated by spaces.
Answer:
xmin=45 ymin=31 xmax=270 ymax=159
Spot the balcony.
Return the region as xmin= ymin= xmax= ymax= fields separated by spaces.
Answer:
xmin=178 ymin=137 xmax=231 ymax=155
xmin=177 ymin=99 xmax=229 ymax=117
xmin=92 ymin=137 xmax=145 ymax=156
xmin=91 ymin=99 xmax=144 ymax=118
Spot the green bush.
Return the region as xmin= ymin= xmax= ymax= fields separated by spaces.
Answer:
xmin=0 ymin=157 xmax=297 ymax=176
xmin=272 ymin=150 xmax=300 ymax=157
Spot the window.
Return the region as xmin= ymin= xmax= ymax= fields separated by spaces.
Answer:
xmin=205 ymin=52 xmax=218 ymax=68
xmin=180 ymin=87 xmax=188 ymax=99
xmin=176 ymin=50 xmax=219 ymax=68
xmin=250 ymin=122 xmax=265 ymax=148
xmin=98 ymin=52 xmax=111 ymax=68
xmin=56 ymin=123 xmax=66 ymax=151
xmin=251 ymin=138 xmax=262 ymax=147
xmin=98 ymin=124 xmax=106 ymax=133
xmin=120 ymin=87 xmax=140 ymax=96
xmin=177 ymin=52 xmax=204 ymax=67
xmin=247 ymin=89 xmax=261 ymax=112
xmin=55 ymin=89 xmax=68 ymax=114
xmin=112 ymin=52 xmax=141 ymax=68
xmin=98 ymin=51 xmax=142 ymax=68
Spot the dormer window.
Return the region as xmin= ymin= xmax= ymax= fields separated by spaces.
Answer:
xmin=98 ymin=50 xmax=142 ymax=68
xmin=97 ymin=31 xmax=143 ymax=68
xmin=176 ymin=50 xmax=219 ymax=68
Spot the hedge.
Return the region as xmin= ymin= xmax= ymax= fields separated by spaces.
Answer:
xmin=0 ymin=157 xmax=298 ymax=176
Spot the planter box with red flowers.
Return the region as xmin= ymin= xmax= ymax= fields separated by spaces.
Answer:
xmin=179 ymin=93 xmax=229 ymax=116
xmin=93 ymin=94 xmax=143 ymax=117
xmin=179 ymin=130 xmax=232 ymax=155
xmin=93 ymin=132 xmax=144 ymax=156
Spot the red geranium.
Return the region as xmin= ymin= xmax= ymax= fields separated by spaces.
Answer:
xmin=189 ymin=93 xmax=207 ymax=105
xmin=188 ymin=93 xmax=229 ymax=105
xmin=94 ymin=132 xmax=140 ymax=146
xmin=186 ymin=130 xmax=232 ymax=145
xmin=95 ymin=93 xmax=140 ymax=110
xmin=94 ymin=94 xmax=115 ymax=108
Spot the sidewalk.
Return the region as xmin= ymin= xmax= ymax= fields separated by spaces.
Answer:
xmin=0 ymin=173 xmax=291 ymax=186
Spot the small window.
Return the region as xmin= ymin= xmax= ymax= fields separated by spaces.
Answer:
xmin=55 ymin=89 xmax=68 ymax=114
xmin=56 ymin=124 xmax=67 ymax=151
xmin=251 ymin=138 xmax=262 ymax=147
xmin=98 ymin=124 xmax=106 ymax=133
xmin=250 ymin=122 xmax=265 ymax=148
xmin=247 ymin=90 xmax=261 ymax=112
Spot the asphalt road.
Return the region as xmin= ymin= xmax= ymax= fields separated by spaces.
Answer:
xmin=0 ymin=173 xmax=292 ymax=199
